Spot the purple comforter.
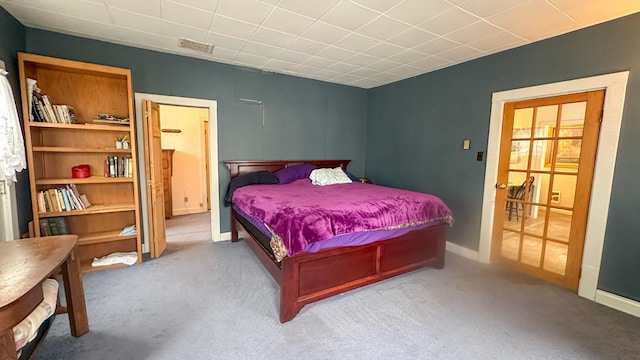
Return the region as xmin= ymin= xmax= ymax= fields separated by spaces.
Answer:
xmin=232 ymin=178 xmax=453 ymax=258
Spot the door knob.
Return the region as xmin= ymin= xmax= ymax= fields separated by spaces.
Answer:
xmin=497 ymin=183 xmax=506 ymax=189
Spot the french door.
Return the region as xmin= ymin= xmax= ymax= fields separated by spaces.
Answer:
xmin=491 ymin=90 xmax=605 ymax=290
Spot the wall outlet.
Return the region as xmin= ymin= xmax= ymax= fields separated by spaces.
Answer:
xmin=184 ymin=196 xmax=188 ymax=202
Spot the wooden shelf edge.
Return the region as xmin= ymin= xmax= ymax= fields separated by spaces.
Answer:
xmin=81 ymin=258 xmax=142 ymax=273
xmin=33 ymin=146 xmax=132 ymax=153
xmin=78 ymin=231 xmax=137 ymax=245
xmin=28 ymin=121 xmax=131 ymax=131
xmin=39 ymin=203 xmax=136 ymax=217
xmin=36 ymin=177 xmax=134 ymax=185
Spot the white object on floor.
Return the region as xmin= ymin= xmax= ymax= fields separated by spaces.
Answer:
xmin=13 ymin=278 xmax=59 ymax=351
xmin=91 ymin=251 xmax=138 ymax=267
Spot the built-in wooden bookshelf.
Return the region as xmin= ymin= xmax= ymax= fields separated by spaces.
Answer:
xmin=18 ymin=53 xmax=141 ymax=272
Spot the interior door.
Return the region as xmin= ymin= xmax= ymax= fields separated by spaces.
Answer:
xmin=143 ymin=100 xmax=167 ymax=258
xmin=491 ymin=90 xmax=605 ymax=290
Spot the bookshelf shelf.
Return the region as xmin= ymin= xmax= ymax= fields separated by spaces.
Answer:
xmin=38 ymin=203 xmax=136 ymax=218
xmin=36 ymin=177 xmax=134 ymax=185
xmin=78 ymin=230 xmax=137 ymax=245
xmin=81 ymin=261 xmax=127 ymax=273
xmin=28 ymin=122 xmax=131 ymax=131
xmin=33 ymin=146 xmax=132 ymax=154
xmin=19 ymin=52 xmax=142 ymax=272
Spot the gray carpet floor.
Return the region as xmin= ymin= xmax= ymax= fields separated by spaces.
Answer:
xmin=38 ymin=213 xmax=640 ymax=360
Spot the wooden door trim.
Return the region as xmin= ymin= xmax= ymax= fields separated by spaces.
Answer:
xmin=479 ymin=72 xmax=628 ymax=301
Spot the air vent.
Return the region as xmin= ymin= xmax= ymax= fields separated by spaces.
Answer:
xmin=178 ymin=37 xmax=214 ymax=54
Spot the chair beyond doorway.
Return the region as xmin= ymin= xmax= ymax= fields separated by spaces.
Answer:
xmin=506 ymin=176 xmax=535 ymax=221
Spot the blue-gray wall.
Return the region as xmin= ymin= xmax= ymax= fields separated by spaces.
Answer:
xmin=0 ymin=6 xmax=30 ymax=236
xmin=22 ymin=28 xmax=367 ymax=234
xmin=367 ymin=13 xmax=640 ymax=302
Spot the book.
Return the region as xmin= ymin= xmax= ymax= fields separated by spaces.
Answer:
xmin=55 ymin=217 xmax=70 ymax=235
xmin=42 ymin=95 xmax=59 ymax=123
xmin=46 ymin=189 xmax=60 ymax=212
xmin=47 ymin=217 xmax=61 ymax=235
xmin=61 ymin=188 xmax=72 ymax=211
xmin=37 ymin=191 xmax=47 ymax=213
xmin=39 ymin=219 xmax=51 ymax=236
xmin=79 ymin=194 xmax=92 ymax=208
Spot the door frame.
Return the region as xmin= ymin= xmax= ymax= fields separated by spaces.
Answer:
xmin=134 ymin=93 xmax=220 ymax=252
xmin=479 ymin=72 xmax=628 ymax=301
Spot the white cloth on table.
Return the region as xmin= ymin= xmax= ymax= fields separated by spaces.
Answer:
xmin=0 ymin=68 xmax=26 ymax=182
xmin=13 ymin=278 xmax=59 ymax=352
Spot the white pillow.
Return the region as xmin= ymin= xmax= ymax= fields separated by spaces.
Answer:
xmin=309 ymin=167 xmax=352 ymax=186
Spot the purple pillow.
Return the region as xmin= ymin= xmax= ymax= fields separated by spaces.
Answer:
xmin=274 ymin=164 xmax=317 ymax=184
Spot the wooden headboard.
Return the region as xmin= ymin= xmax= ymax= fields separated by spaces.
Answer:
xmin=224 ymin=159 xmax=351 ymax=179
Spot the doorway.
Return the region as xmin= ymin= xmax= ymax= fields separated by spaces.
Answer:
xmin=491 ymin=91 xmax=605 ymax=291
xmin=134 ymin=93 xmax=220 ymax=256
xmin=478 ymin=72 xmax=628 ymax=307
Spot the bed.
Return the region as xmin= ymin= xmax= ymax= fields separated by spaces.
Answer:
xmin=224 ymin=159 xmax=452 ymax=323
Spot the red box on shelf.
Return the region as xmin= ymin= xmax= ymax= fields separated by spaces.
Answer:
xmin=72 ymin=164 xmax=90 ymax=178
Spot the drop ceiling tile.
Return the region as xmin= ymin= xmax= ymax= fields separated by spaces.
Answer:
xmin=170 ymin=0 xmax=220 ymax=12
xmin=161 ymin=0 xmax=214 ymax=30
xmin=206 ymin=32 xmax=247 ymax=51
xmin=116 ymin=26 xmax=166 ymax=48
xmin=435 ymin=45 xmax=482 ymax=61
xmin=527 ymin=23 xmax=581 ymax=42
xmin=347 ymin=67 xmax=379 ymax=77
xmin=387 ymin=27 xmax=438 ymax=48
xmin=0 ymin=3 xmax=64 ymax=27
xmin=263 ymin=59 xmax=297 ymax=72
xmin=211 ymin=46 xmax=239 ymax=60
xmin=314 ymin=68 xmax=343 ymax=78
xmin=550 ymin=0 xmax=640 ymax=25
xmin=285 ymin=37 xmax=327 ymax=55
xmin=210 ymin=15 xmax=258 ymax=39
xmin=315 ymin=46 xmax=357 ymax=62
xmin=467 ymin=31 xmax=524 ymax=52
xmin=333 ymin=32 xmax=379 ymax=52
xmin=321 ymin=1 xmax=379 ymax=30
xmin=457 ymin=0 xmax=528 ymax=18
xmin=409 ymin=55 xmax=450 ymax=69
xmin=163 ymin=21 xmax=208 ymax=41
xmin=386 ymin=49 xmax=428 ymax=63
xmin=302 ymin=56 xmax=336 ymax=68
xmin=413 ymin=37 xmax=459 ymax=55
xmin=108 ymin=7 xmax=162 ymax=34
xmin=350 ymin=0 xmax=399 ymax=12
xmin=301 ymin=21 xmax=350 ymax=44
xmin=487 ymin=0 xmax=578 ymax=40
xmin=385 ymin=63 xmax=423 ymax=77
xmin=331 ymin=73 xmax=362 ymax=83
xmin=288 ymin=63 xmax=321 ymax=75
xmin=251 ymin=27 xmax=296 ymax=48
xmin=343 ymin=53 xmax=379 ymax=67
xmin=262 ymin=7 xmax=315 ymax=35
xmin=351 ymin=78 xmax=383 ymax=88
xmin=104 ymin=0 xmax=162 ymax=18
xmin=417 ymin=7 xmax=480 ymax=35
xmin=234 ymin=52 xmax=269 ymax=67
xmin=362 ymin=42 xmax=405 ymax=58
xmin=275 ymin=0 xmax=340 ymax=19
xmin=385 ymin=0 xmax=453 ymax=25
xmin=15 ymin=0 xmax=112 ymax=24
xmin=241 ymin=41 xmax=282 ymax=57
xmin=356 ymin=15 xmax=411 ymax=41
xmin=367 ymin=59 xmax=402 ymax=71
xmin=444 ymin=21 xmax=503 ymax=45
xmin=273 ymin=49 xmax=310 ymax=63
xmin=215 ymin=0 xmax=273 ymax=25
xmin=368 ymin=71 xmax=400 ymax=82
xmin=327 ymin=62 xmax=360 ymax=73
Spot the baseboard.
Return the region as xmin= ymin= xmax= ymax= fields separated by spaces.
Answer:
xmin=595 ymin=290 xmax=640 ymax=318
xmin=446 ymin=241 xmax=479 ymax=261
xmin=219 ymin=232 xmax=231 ymax=241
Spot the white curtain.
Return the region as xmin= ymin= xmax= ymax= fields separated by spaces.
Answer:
xmin=0 ymin=68 xmax=26 ymax=182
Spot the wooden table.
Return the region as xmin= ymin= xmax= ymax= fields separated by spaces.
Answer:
xmin=0 ymin=235 xmax=88 ymax=360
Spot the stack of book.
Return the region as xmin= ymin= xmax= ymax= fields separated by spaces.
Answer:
xmin=39 ymin=217 xmax=70 ymax=236
xmin=28 ymin=78 xmax=76 ymax=124
xmin=37 ymin=184 xmax=91 ymax=213
xmin=105 ymin=156 xmax=133 ymax=178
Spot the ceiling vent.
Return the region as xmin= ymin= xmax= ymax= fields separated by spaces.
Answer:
xmin=178 ymin=37 xmax=214 ymax=54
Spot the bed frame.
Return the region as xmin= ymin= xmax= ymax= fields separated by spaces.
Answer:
xmin=224 ymin=160 xmax=448 ymax=323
